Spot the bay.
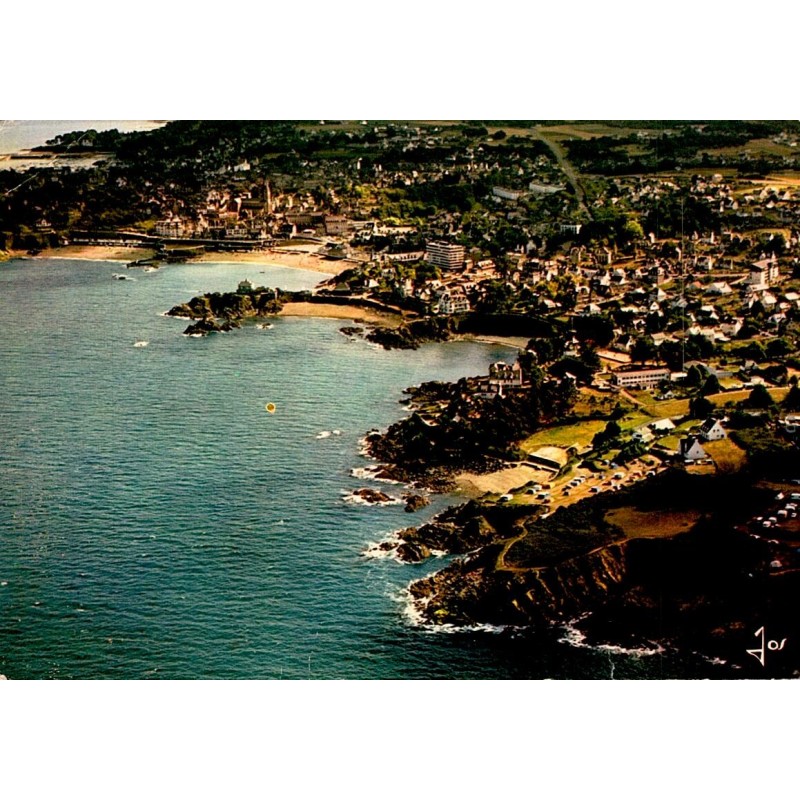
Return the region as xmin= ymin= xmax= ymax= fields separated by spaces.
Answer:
xmin=0 ymin=257 xmax=710 ymax=678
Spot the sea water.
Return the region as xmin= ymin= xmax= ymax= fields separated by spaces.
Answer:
xmin=0 ymin=258 xmax=716 ymax=678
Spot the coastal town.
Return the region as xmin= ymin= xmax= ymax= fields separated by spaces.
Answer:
xmin=3 ymin=120 xmax=800 ymax=668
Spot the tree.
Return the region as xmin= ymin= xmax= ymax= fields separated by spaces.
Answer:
xmin=737 ymin=340 xmax=767 ymax=363
xmin=699 ymin=373 xmax=721 ymax=396
xmin=621 ymin=218 xmax=644 ymax=244
xmin=783 ymin=384 xmax=800 ymax=411
xmin=645 ymin=311 xmax=666 ymax=333
xmin=767 ymin=338 xmax=791 ymax=359
xmin=689 ymin=395 xmax=715 ymax=419
xmin=592 ymin=420 xmax=621 ymax=450
xmin=686 ymin=364 xmax=704 ymax=387
xmin=617 ymin=439 xmax=648 ymax=464
xmin=747 ymin=383 xmax=774 ymax=409
xmin=631 ymin=336 xmax=656 ymax=364
xmin=579 ymin=343 xmax=601 ymax=371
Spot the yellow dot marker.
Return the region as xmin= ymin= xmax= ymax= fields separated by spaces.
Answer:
xmin=265 ymin=403 xmax=276 ymax=414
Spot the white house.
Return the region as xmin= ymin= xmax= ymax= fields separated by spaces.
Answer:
xmin=680 ymin=436 xmax=707 ymax=461
xmin=707 ymin=281 xmax=732 ymax=296
xmin=698 ymin=418 xmax=726 ymax=441
xmin=650 ymin=418 xmax=676 ymax=433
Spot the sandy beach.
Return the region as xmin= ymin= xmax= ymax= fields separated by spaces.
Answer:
xmin=453 ymin=334 xmax=529 ymax=350
xmin=278 ymin=302 xmax=402 ymax=326
xmin=194 ymin=248 xmax=349 ymax=275
xmin=454 ymin=464 xmax=553 ymax=497
xmin=8 ymin=244 xmax=353 ymax=276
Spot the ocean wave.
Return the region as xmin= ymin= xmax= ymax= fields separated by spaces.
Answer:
xmin=349 ymin=465 xmax=403 ymax=485
xmin=396 ymin=585 xmax=522 ymax=634
xmin=362 ymin=529 xmax=406 ymax=561
xmin=559 ymin=618 xmax=665 ymax=657
xmin=316 ymin=431 xmax=332 ymax=439
xmin=363 ymin=543 xmax=402 ymax=561
xmin=357 ymin=435 xmax=375 ymax=457
xmin=697 ymin=653 xmax=728 ymax=667
xmin=182 ymin=333 xmax=205 ymax=338
xmin=341 ymin=490 xmax=401 ymax=507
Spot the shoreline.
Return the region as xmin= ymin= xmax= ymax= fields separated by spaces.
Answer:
xmin=5 ymin=244 xmax=350 ymax=276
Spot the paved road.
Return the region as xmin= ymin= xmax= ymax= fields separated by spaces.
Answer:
xmin=532 ymin=127 xmax=593 ymax=220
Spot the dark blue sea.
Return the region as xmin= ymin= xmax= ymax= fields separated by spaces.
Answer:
xmin=0 ymin=257 xmax=716 ymax=678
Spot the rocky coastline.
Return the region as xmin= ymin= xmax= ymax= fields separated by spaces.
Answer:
xmin=370 ymin=460 xmax=800 ymax=673
xmin=167 ymin=286 xmax=297 ymax=335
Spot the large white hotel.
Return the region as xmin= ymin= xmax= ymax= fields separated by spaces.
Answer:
xmin=611 ymin=366 xmax=671 ymax=389
xmin=426 ymin=241 xmax=466 ymax=271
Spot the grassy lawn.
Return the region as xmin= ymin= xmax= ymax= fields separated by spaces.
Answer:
xmin=719 ymin=377 xmax=741 ymax=389
xmin=617 ymin=410 xmax=654 ymax=432
xmin=706 ymin=139 xmax=795 ymax=158
xmin=707 ymin=386 xmax=789 ymax=405
xmin=572 ymin=388 xmax=619 ymax=417
xmin=520 ymin=419 xmax=607 ymax=452
xmin=704 ymin=437 xmax=747 ymax=473
xmin=644 ymin=397 xmax=691 ymax=418
xmin=539 ymin=123 xmax=663 ymax=141
xmin=605 ymin=507 xmax=701 ymax=539
xmin=658 ymin=434 xmax=682 ymax=451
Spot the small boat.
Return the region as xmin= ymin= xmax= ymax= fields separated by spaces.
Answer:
xmin=133 ymin=340 xmax=149 ymax=348
xmin=112 ymin=273 xmax=134 ymax=281
xmin=255 ymin=323 xmax=274 ymax=330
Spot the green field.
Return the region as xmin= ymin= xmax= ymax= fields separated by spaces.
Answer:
xmin=520 ymin=419 xmax=607 ymax=453
xmin=605 ymin=507 xmax=701 ymax=539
